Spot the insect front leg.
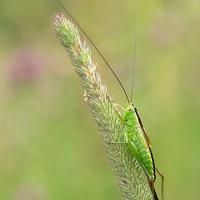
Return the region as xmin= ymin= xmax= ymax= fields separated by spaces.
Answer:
xmin=107 ymin=106 xmax=128 ymax=145
xmin=108 ymin=132 xmax=129 ymax=146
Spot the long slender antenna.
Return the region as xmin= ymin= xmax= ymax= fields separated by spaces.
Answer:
xmin=57 ymin=0 xmax=130 ymax=103
xmin=130 ymin=3 xmax=137 ymax=103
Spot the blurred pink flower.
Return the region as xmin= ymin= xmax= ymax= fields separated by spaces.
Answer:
xmin=9 ymin=48 xmax=45 ymax=85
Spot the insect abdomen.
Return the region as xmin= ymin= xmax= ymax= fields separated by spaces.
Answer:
xmin=127 ymin=127 xmax=155 ymax=180
xmin=123 ymin=107 xmax=155 ymax=181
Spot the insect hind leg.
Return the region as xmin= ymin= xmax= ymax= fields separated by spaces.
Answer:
xmin=156 ymin=167 xmax=164 ymax=200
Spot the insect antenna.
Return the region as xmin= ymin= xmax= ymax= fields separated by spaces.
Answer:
xmin=130 ymin=3 xmax=137 ymax=103
xmin=56 ymin=0 xmax=130 ymax=103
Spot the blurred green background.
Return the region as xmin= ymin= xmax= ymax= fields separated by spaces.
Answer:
xmin=0 ymin=0 xmax=199 ymax=199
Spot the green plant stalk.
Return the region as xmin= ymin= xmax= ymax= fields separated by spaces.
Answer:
xmin=54 ymin=14 xmax=153 ymax=200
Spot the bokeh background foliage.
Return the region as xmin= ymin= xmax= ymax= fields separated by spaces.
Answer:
xmin=0 ymin=0 xmax=199 ymax=199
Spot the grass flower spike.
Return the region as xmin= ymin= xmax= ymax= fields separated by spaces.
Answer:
xmin=54 ymin=14 xmax=154 ymax=200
